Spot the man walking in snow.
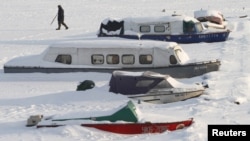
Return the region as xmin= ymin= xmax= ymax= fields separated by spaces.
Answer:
xmin=56 ymin=5 xmax=69 ymax=30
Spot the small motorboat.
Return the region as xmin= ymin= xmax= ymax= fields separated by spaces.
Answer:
xmin=36 ymin=118 xmax=194 ymax=134
xmin=109 ymin=70 xmax=208 ymax=104
xmin=194 ymin=9 xmax=228 ymax=30
xmin=80 ymin=118 xmax=194 ymax=134
xmin=31 ymin=100 xmax=193 ymax=134
xmin=27 ymin=100 xmax=139 ymax=127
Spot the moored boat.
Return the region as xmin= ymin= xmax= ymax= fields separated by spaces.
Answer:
xmin=80 ymin=118 xmax=194 ymax=134
xmin=4 ymin=39 xmax=220 ymax=78
xmin=27 ymin=100 xmax=139 ymax=127
xmin=36 ymin=118 xmax=194 ymax=134
xmin=33 ymin=100 xmax=194 ymax=134
xmin=194 ymin=9 xmax=228 ymax=30
xmin=109 ymin=70 xmax=207 ymax=104
xmin=97 ymin=15 xmax=230 ymax=43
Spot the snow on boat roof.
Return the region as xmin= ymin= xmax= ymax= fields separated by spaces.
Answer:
xmin=49 ymin=39 xmax=178 ymax=49
xmin=112 ymin=70 xmax=200 ymax=88
xmin=102 ymin=15 xmax=199 ymax=25
xmin=113 ymin=70 xmax=169 ymax=78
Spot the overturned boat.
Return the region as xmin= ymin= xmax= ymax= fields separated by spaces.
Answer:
xmin=97 ymin=15 xmax=230 ymax=43
xmin=4 ymin=39 xmax=220 ymax=78
xmin=109 ymin=70 xmax=207 ymax=104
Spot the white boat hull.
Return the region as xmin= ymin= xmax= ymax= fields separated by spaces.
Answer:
xmin=128 ymin=90 xmax=204 ymax=104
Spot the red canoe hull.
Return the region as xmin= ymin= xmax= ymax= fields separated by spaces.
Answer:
xmin=81 ymin=118 xmax=193 ymax=134
xmin=37 ymin=118 xmax=193 ymax=134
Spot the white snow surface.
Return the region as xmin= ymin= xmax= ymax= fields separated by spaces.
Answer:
xmin=0 ymin=0 xmax=250 ymax=141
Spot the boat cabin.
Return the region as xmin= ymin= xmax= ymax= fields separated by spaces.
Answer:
xmin=41 ymin=39 xmax=189 ymax=68
xmin=109 ymin=70 xmax=206 ymax=104
xmin=109 ymin=70 xmax=178 ymax=95
xmin=98 ymin=16 xmax=203 ymax=36
xmin=3 ymin=39 xmax=220 ymax=78
xmin=4 ymin=39 xmax=189 ymax=69
xmin=97 ymin=15 xmax=230 ymax=43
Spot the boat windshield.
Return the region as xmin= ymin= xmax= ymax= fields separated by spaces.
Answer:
xmin=174 ymin=48 xmax=189 ymax=64
xmin=195 ymin=23 xmax=204 ymax=32
xmin=153 ymin=79 xmax=173 ymax=88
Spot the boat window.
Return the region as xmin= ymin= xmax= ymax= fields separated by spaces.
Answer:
xmin=183 ymin=20 xmax=195 ymax=33
xmin=136 ymin=80 xmax=154 ymax=87
xmin=154 ymin=25 xmax=165 ymax=32
xmin=92 ymin=54 xmax=104 ymax=64
xmin=140 ymin=25 xmax=150 ymax=33
xmin=122 ymin=55 xmax=135 ymax=64
xmin=107 ymin=54 xmax=119 ymax=64
xmin=55 ymin=54 xmax=72 ymax=64
xmin=169 ymin=55 xmax=177 ymax=64
xmin=154 ymin=80 xmax=173 ymax=88
xmin=139 ymin=55 xmax=153 ymax=64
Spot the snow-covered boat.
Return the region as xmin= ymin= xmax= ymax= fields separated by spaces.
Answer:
xmin=80 ymin=118 xmax=194 ymax=134
xmin=4 ymin=39 xmax=220 ymax=78
xmin=109 ymin=71 xmax=207 ymax=104
xmin=27 ymin=100 xmax=139 ymax=127
xmin=194 ymin=9 xmax=228 ymax=30
xmin=97 ymin=15 xmax=230 ymax=43
xmin=37 ymin=118 xmax=194 ymax=134
xmin=32 ymin=100 xmax=194 ymax=134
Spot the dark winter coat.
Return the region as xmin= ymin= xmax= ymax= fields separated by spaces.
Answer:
xmin=57 ymin=5 xmax=64 ymax=22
